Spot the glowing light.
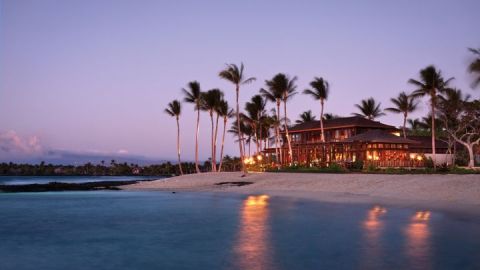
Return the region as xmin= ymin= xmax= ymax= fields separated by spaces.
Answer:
xmin=410 ymin=153 xmax=416 ymax=159
xmin=416 ymin=155 xmax=423 ymax=161
xmin=257 ymin=155 xmax=263 ymax=161
xmin=245 ymin=195 xmax=270 ymax=206
xmin=392 ymin=132 xmax=401 ymax=137
xmin=413 ymin=211 xmax=431 ymax=221
xmin=367 ymin=155 xmax=373 ymax=160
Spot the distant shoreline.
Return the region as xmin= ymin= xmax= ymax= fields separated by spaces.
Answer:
xmin=122 ymin=172 xmax=480 ymax=214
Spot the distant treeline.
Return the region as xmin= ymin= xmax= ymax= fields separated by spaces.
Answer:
xmin=0 ymin=155 xmax=242 ymax=176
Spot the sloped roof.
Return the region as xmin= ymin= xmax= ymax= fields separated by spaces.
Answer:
xmin=288 ymin=116 xmax=396 ymax=132
xmin=341 ymin=129 xmax=420 ymax=144
xmin=407 ymin=136 xmax=449 ymax=149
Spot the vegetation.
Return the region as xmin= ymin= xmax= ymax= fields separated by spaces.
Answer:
xmin=303 ymin=77 xmax=330 ymax=142
xmin=158 ymin=46 xmax=480 ymax=174
xmin=409 ymin=65 xmax=454 ymax=169
xmin=164 ymin=100 xmax=183 ymax=175
xmin=353 ymin=97 xmax=385 ymax=120
xmin=385 ymin=91 xmax=419 ymax=138
xmin=296 ymin=110 xmax=316 ymax=124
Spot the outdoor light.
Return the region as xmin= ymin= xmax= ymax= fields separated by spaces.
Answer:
xmin=257 ymin=155 xmax=263 ymax=161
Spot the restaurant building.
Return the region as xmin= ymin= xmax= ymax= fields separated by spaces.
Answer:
xmin=263 ymin=116 xmax=448 ymax=168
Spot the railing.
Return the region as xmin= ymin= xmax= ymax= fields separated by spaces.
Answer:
xmin=364 ymin=160 xmax=424 ymax=168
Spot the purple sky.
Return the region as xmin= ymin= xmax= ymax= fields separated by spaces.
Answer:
xmin=0 ymin=0 xmax=479 ymax=162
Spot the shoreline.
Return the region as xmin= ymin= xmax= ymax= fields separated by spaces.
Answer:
xmin=122 ymin=172 xmax=480 ymax=214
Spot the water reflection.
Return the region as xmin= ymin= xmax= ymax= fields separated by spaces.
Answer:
xmin=234 ymin=195 xmax=272 ymax=270
xmin=360 ymin=206 xmax=387 ymax=269
xmin=406 ymin=211 xmax=431 ymax=270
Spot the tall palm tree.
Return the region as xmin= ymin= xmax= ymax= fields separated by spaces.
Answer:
xmin=219 ymin=63 xmax=256 ymax=175
xmin=260 ymin=88 xmax=284 ymax=164
xmin=385 ymin=92 xmax=419 ymax=138
xmin=303 ymin=77 xmax=329 ymax=142
xmin=409 ymin=65 xmax=454 ymax=169
xmin=468 ymin=47 xmax=480 ymax=89
xmin=263 ymin=73 xmax=297 ymax=164
xmin=164 ymin=100 xmax=183 ymax=175
xmin=217 ymin=100 xmax=234 ymax=172
xmin=353 ymin=97 xmax=385 ymax=120
xmin=296 ymin=110 xmax=317 ymax=124
xmin=182 ymin=81 xmax=203 ymax=173
xmin=323 ymin=113 xmax=338 ymax=120
xmin=201 ymin=89 xmax=223 ymax=172
xmin=244 ymin=95 xmax=267 ymax=154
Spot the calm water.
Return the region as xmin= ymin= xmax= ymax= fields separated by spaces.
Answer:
xmin=0 ymin=176 xmax=160 ymax=185
xmin=0 ymin=191 xmax=479 ymax=270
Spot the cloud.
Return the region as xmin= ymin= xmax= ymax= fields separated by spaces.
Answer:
xmin=0 ymin=130 xmax=43 ymax=156
xmin=117 ymin=149 xmax=129 ymax=154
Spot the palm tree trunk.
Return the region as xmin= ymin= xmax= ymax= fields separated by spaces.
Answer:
xmin=213 ymin=113 xmax=219 ymax=172
xmin=431 ymin=98 xmax=437 ymax=170
xmin=276 ymin=102 xmax=283 ymax=165
xmin=236 ymin=85 xmax=247 ymax=175
xmin=218 ymin=117 xmax=227 ymax=172
xmin=176 ymin=116 xmax=183 ymax=175
xmin=283 ymin=99 xmax=293 ymax=165
xmin=210 ymin=111 xmax=216 ymax=172
xmin=403 ymin=112 xmax=407 ymax=139
xmin=320 ymin=99 xmax=325 ymax=142
xmin=195 ymin=108 xmax=201 ymax=173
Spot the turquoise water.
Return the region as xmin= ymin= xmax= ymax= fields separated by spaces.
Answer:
xmin=0 ymin=176 xmax=160 ymax=185
xmin=0 ymin=191 xmax=479 ymax=270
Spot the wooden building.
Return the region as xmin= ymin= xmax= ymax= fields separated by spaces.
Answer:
xmin=263 ymin=116 xmax=431 ymax=168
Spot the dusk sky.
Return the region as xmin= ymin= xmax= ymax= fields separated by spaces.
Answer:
xmin=1 ymin=0 xmax=479 ymax=163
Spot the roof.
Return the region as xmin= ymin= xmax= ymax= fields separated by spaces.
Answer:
xmin=407 ymin=136 xmax=449 ymax=149
xmin=288 ymin=116 xmax=396 ymax=133
xmin=341 ymin=129 xmax=420 ymax=144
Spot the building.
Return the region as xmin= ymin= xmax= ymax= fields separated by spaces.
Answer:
xmin=263 ymin=116 xmax=447 ymax=168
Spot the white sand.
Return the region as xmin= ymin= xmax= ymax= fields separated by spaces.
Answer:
xmin=122 ymin=172 xmax=480 ymax=213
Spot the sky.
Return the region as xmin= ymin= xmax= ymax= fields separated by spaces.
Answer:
xmin=0 ymin=0 xmax=479 ymax=163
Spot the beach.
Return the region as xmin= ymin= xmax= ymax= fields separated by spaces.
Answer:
xmin=123 ymin=172 xmax=480 ymax=213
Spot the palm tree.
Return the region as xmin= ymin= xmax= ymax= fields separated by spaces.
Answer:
xmin=182 ymin=81 xmax=203 ymax=173
xmin=260 ymin=87 xmax=283 ymax=164
xmin=217 ymin=100 xmax=234 ymax=172
xmin=263 ymin=73 xmax=297 ymax=164
xmin=303 ymin=77 xmax=329 ymax=142
xmin=385 ymin=92 xmax=419 ymax=138
xmin=323 ymin=113 xmax=338 ymax=120
xmin=164 ymin=100 xmax=183 ymax=175
xmin=296 ymin=110 xmax=317 ymax=124
xmin=409 ymin=65 xmax=454 ymax=169
xmin=353 ymin=97 xmax=385 ymax=120
xmin=244 ymin=95 xmax=267 ymax=154
xmin=219 ymin=63 xmax=256 ymax=175
xmin=468 ymin=47 xmax=480 ymax=88
xmin=201 ymin=89 xmax=223 ymax=172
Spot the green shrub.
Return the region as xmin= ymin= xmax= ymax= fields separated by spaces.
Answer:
xmin=350 ymin=160 xmax=364 ymax=171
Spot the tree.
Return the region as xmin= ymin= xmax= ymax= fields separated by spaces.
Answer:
xmin=353 ymin=97 xmax=385 ymax=120
xmin=182 ymin=81 xmax=203 ymax=173
xmin=260 ymin=87 xmax=284 ymax=164
xmin=442 ymin=99 xmax=480 ymax=168
xmin=468 ymin=47 xmax=480 ymax=89
xmin=385 ymin=92 xmax=419 ymax=138
xmin=296 ymin=110 xmax=317 ymax=124
xmin=438 ymin=88 xmax=471 ymax=166
xmin=164 ymin=100 xmax=183 ymax=175
xmin=201 ymin=89 xmax=224 ymax=172
xmin=244 ymin=95 xmax=267 ymax=154
xmin=303 ymin=77 xmax=329 ymax=141
xmin=219 ymin=63 xmax=256 ymax=176
xmin=263 ymin=73 xmax=297 ymax=165
xmin=409 ymin=65 xmax=454 ymax=169
xmin=217 ymin=100 xmax=234 ymax=172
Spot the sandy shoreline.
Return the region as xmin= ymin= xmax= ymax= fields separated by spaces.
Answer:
xmin=122 ymin=172 xmax=480 ymax=214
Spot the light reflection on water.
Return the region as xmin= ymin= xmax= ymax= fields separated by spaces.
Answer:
xmin=406 ymin=211 xmax=431 ymax=270
xmin=234 ymin=195 xmax=273 ymax=270
xmin=360 ymin=206 xmax=388 ymax=269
